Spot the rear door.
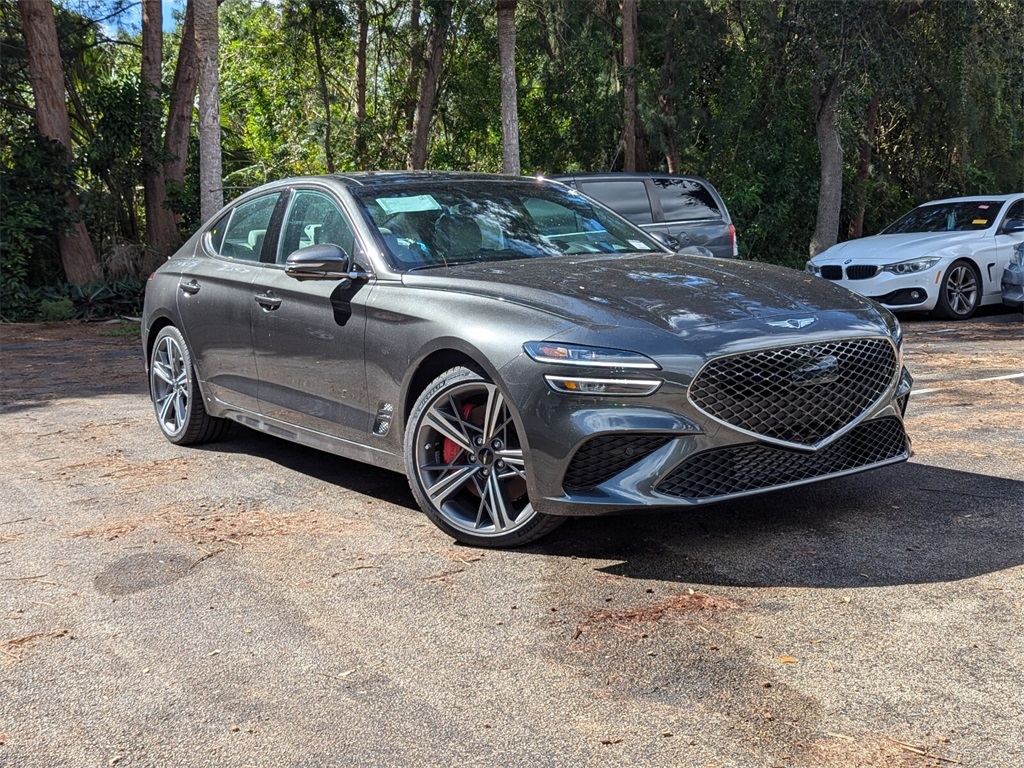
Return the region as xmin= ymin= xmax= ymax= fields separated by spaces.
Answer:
xmin=176 ymin=192 xmax=283 ymax=413
xmin=648 ymin=177 xmax=731 ymax=257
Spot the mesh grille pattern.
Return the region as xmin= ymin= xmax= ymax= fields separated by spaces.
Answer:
xmin=846 ymin=265 xmax=879 ymax=280
xmin=820 ymin=265 xmax=843 ymax=280
xmin=655 ymin=418 xmax=908 ymax=499
xmin=563 ymin=434 xmax=674 ymax=491
xmin=689 ymin=338 xmax=898 ymax=446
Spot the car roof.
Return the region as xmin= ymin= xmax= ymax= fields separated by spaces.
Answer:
xmin=918 ymin=193 xmax=1023 ymax=205
xmin=549 ymin=172 xmax=713 ymax=183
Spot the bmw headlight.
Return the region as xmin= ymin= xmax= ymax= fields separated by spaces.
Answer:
xmin=805 ymin=261 xmax=822 ymax=277
xmin=881 ymin=256 xmax=940 ymax=275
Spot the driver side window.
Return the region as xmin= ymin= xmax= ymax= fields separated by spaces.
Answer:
xmin=277 ymin=190 xmax=356 ymax=264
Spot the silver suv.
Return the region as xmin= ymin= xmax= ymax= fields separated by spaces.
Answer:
xmin=552 ymin=172 xmax=738 ymax=259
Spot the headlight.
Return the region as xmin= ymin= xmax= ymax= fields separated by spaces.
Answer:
xmin=805 ymin=261 xmax=822 ymax=276
xmin=543 ymin=375 xmax=662 ymax=396
xmin=523 ymin=342 xmax=660 ymax=370
xmin=889 ymin=315 xmax=903 ymax=350
xmin=881 ymin=257 xmax=940 ymax=275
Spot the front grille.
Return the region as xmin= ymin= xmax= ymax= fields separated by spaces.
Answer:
xmin=563 ymin=434 xmax=674 ymax=491
xmin=655 ymin=417 xmax=908 ymax=500
xmin=820 ymin=265 xmax=843 ymax=280
xmin=846 ymin=264 xmax=879 ymax=280
xmin=688 ymin=338 xmax=898 ymax=447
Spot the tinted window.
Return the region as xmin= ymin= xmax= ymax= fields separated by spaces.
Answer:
xmin=1002 ymin=199 xmax=1023 ymax=223
xmin=653 ymin=178 xmax=721 ymax=221
xmin=352 ymin=181 xmax=660 ymax=270
xmin=882 ymin=200 xmax=1005 ymax=233
xmin=578 ymin=180 xmax=654 ymax=225
xmin=277 ymin=190 xmax=356 ymax=264
xmin=219 ymin=194 xmax=280 ymax=261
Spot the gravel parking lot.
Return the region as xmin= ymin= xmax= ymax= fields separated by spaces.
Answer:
xmin=1 ymin=310 xmax=1022 ymax=768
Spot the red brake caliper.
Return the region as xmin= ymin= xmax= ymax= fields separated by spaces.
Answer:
xmin=442 ymin=404 xmax=476 ymax=464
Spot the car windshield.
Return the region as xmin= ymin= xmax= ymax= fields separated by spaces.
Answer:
xmin=881 ymin=200 xmax=1005 ymax=234
xmin=350 ymin=179 xmax=664 ymax=270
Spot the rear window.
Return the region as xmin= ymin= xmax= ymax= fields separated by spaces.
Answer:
xmin=578 ymin=180 xmax=654 ymax=225
xmin=652 ymin=178 xmax=721 ymax=221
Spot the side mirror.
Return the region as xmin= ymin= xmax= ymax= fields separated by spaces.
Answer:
xmin=1001 ymin=219 xmax=1024 ymax=234
xmin=650 ymin=232 xmax=682 ymax=251
xmin=285 ymin=243 xmax=357 ymax=282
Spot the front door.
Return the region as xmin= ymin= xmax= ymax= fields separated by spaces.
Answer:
xmin=251 ymin=188 xmax=373 ymax=444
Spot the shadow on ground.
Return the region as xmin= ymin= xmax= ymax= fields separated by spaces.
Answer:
xmin=201 ymin=425 xmax=1024 ymax=591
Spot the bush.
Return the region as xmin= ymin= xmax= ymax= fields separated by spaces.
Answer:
xmin=38 ymin=297 xmax=75 ymax=322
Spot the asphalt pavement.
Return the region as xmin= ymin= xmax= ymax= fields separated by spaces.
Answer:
xmin=0 ymin=310 xmax=1021 ymax=768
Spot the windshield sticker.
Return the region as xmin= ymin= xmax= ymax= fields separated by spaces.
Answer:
xmin=972 ymin=219 xmax=988 ymax=225
xmin=628 ymin=239 xmax=653 ymax=250
xmin=978 ymin=204 xmax=990 ymax=209
xmin=377 ymin=195 xmax=442 ymax=215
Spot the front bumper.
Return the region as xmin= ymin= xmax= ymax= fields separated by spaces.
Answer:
xmin=1002 ymin=264 xmax=1024 ymax=307
xmin=814 ymin=266 xmax=940 ymax=312
xmin=508 ymin=335 xmax=912 ymax=517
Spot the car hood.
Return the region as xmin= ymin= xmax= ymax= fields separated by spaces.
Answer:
xmin=813 ymin=231 xmax=983 ymax=264
xmin=401 ymin=253 xmax=880 ymax=333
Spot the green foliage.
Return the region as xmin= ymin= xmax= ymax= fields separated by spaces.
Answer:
xmin=38 ymin=298 xmax=74 ymax=322
xmin=39 ymin=277 xmax=145 ymax=321
xmin=2 ymin=0 xmax=1021 ymax=284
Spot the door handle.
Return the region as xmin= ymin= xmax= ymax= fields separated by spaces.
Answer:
xmin=180 ymin=279 xmax=200 ymax=295
xmin=254 ymin=292 xmax=282 ymax=311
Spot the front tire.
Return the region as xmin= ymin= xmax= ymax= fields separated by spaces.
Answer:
xmin=149 ymin=326 xmax=225 ymax=445
xmin=933 ymin=260 xmax=981 ymax=320
xmin=405 ymin=367 xmax=564 ymax=547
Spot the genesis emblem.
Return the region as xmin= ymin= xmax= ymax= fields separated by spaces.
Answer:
xmin=767 ymin=317 xmax=816 ymax=330
xmin=791 ymin=355 xmax=840 ymax=386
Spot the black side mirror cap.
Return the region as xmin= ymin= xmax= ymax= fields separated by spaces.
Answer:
xmin=285 ymin=243 xmax=361 ymax=282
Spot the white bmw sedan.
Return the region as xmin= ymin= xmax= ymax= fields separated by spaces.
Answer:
xmin=808 ymin=194 xmax=1024 ymax=319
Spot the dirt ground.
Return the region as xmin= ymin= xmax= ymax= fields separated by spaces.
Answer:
xmin=1 ymin=311 xmax=1022 ymax=768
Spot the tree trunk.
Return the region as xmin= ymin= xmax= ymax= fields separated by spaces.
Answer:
xmin=621 ymin=0 xmax=638 ymax=172
xmin=310 ymin=21 xmax=335 ymax=173
xmin=407 ymin=0 xmax=453 ymax=170
xmin=497 ymin=0 xmax=520 ymax=175
xmin=164 ymin=1 xmax=198 ymax=195
xmin=402 ymin=0 xmax=423 ymax=137
xmin=658 ymin=6 xmax=681 ymax=174
xmin=195 ymin=0 xmax=223 ymax=221
xmin=141 ymin=0 xmax=179 ymax=265
xmin=809 ymin=74 xmax=843 ymax=257
xmin=847 ymin=93 xmax=879 ymax=240
xmin=355 ymin=0 xmax=368 ymax=169
xmin=17 ymin=0 xmax=99 ymax=285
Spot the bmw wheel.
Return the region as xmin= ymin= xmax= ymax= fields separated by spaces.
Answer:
xmin=149 ymin=326 xmax=225 ymax=445
xmin=405 ymin=367 xmax=564 ymax=547
xmin=934 ymin=260 xmax=981 ymax=320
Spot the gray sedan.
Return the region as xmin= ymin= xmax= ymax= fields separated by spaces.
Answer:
xmin=142 ymin=173 xmax=913 ymax=547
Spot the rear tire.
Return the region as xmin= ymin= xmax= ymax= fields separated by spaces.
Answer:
xmin=405 ymin=366 xmax=564 ymax=547
xmin=149 ymin=326 xmax=225 ymax=445
xmin=933 ymin=260 xmax=981 ymax=320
